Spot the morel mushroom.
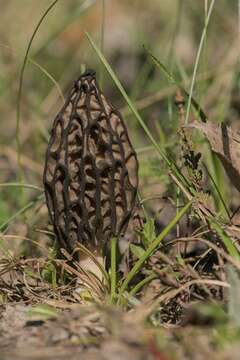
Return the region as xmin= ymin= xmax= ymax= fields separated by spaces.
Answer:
xmin=43 ymin=69 xmax=138 ymax=276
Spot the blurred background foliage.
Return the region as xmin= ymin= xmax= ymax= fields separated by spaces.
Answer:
xmin=0 ymin=0 xmax=239 ymax=255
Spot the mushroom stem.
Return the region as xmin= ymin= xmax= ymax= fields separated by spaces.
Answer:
xmin=79 ymin=251 xmax=104 ymax=281
xmin=74 ymin=242 xmax=107 ymax=283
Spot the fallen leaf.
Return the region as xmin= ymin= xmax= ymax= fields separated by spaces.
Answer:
xmin=187 ymin=121 xmax=240 ymax=192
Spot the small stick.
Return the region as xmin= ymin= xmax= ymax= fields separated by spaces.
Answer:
xmin=110 ymin=237 xmax=117 ymax=303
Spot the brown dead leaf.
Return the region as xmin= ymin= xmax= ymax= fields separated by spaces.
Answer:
xmin=187 ymin=121 xmax=240 ymax=192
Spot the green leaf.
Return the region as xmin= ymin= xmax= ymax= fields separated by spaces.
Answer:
xmin=175 ymin=253 xmax=185 ymax=266
xmin=130 ymin=244 xmax=145 ymax=259
xmin=211 ymin=220 xmax=240 ymax=261
xmin=41 ymin=262 xmax=57 ymax=288
xmin=24 ymin=268 xmax=41 ymax=280
xmin=27 ymin=304 xmax=58 ymax=319
xmin=141 ymin=218 xmax=156 ymax=248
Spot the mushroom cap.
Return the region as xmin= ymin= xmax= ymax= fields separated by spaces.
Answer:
xmin=43 ymin=70 xmax=138 ymax=253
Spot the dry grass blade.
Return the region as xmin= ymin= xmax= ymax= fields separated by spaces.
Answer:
xmin=146 ymin=278 xmax=230 ymax=317
xmin=172 ymin=237 xmax=240 ymax=270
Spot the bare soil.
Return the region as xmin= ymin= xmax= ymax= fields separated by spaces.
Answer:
xmin=1 ymin=302 xmax=240 ymax=360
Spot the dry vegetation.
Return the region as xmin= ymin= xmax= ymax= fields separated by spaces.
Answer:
xmin=0 ymin=1 xmax=240 ymax=359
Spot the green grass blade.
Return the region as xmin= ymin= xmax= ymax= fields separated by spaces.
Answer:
xmin=29 ymin=59 xmax=65 ymax=103
xmin=118 ymin=200 xmax=193 ymax=302
xmin=33 ymin=0 xmax=96 ymax=58
xmin=211 ymin=220 xmax=240 ymax=261
xmin=129 ymin=273 xmax=157 ymax=297
xmin=99 ymin=0 xmax=106 ymax=87
xmin=16 ymin=0 xmax=60 ymax=180
xmin=185 ymin=0 xmax=215 ymax=125
xmin=0 ymin=193 xmax=44 ymax=232
xmin=204 ymin=165 xmax=231 ymax=221
xmin=27 ymin=304 xmax=58 ymax=319
xmin=146 ymin=48 xmax=207 ymax=123
xmin=0 ymin=183 xmax=43 ymax=192
xmin=0 ymin=44 xmax=64 ymax=104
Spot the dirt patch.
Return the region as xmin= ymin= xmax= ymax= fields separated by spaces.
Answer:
xmin=1 ymin=303 xmax=240 ymax=360
xmin=0 ymin=304 xmax=156 ymax=360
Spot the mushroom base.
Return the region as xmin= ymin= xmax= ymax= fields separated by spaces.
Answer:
xmin=77 ymin=244 xmax=105 ymax=282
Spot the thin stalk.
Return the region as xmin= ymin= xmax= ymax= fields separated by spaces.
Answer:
xmin=0 ymin=183 xmax=43 ymax=192
xmin=0 ymin=44 xmax=64 ymax=103
xmin=211 ymin=220 xmax=240 ymax=261
xmin=204 ymin=165 xmax=231 ymax=221
xmin=239 ymin=0 xmax=240 ymax=41
xmin=118 ymin=200 xmax=193 ymax=303
xmin=99 ymin=0 xmax=106 ymax=87
xmin=129 ymin=273 xmax=157 ymax=297
xmin=32 ymin=0 xmax=96 ymax=59
xmin=201 ymin=0 xmax=208 ymax=102
xmin=167 ymin=0 xmax=183 ymax=123
xmin=16 ymin=0 xmax=60 ymax=180
xmin=147 ymin=49 xmax=207 ymax=123
xmin=185 ymin=0 xmax=215 ymax=124
xmin=29 ymin=59 xmax=65 ymax=104
xmin=0 ymin=194 xmax=44 ymax=231
xmin=110 ymin=237 xmax=117 ymax=302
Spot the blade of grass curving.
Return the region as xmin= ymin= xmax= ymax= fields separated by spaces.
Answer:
xmin=16 ymin=0 xmax=60 ymax=182
xmin=29 ymin=59 xmax=65 ymax=104
xmin=1 ymin=234 xmax=49 ymax=255
xmin=204 ymin=165 xmax=231 ymax=221
xmin=211 ymin=220 xmax=240 ymax=261
xmin=146 ymin=48 xmax=207 ymax=123
xmin=0 ymin=193 xmax=44 ymax=232
xmin=0 ymin=183 xmax=43 ymax=192
xmin=166 ymin=0 xmax=183 ymax=123
xmin=130 ymin=60 xmax=153 ymax=101
xmin=185 ymin=0 xmax=215 ymax=124
xmin=0 ymin=43 xmax=64 ymax=104
xmin=239 ymin=0 xmax=240 ymax=38
xmin=33 ymin=0 xmax=96 ymax=58
xmin=129 ymin=273 xmax=157 ymax=297
xmin=117 ymin=200 xmax=193 ymax=303
xmin=86 ymin=32 xmax=192 ymax=192
xmin=99 ymin=0 xmax=106 ymax=87
xmin=60 ymin=248 xmax=106 ymax=297
xmin=199 ymin=0 xmax=209 ymax=107
xmin=61 ymin=248 xmax=107 ymax=297
xmin=27 ymin=304 xmax=58 ymax=319
xmin=110 ymin=237 xmax=117 ymax=302
xmin=148 ymin=279 xmax=229 ymax=317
